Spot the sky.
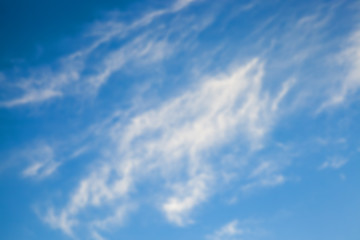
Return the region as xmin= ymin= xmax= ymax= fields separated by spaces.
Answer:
xmin=0 ymin=0 xmax=360 ymax=239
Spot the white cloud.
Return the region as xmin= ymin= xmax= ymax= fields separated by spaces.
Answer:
xmin=91 ymin=231 xmax=106 ymax=240
xmin=172 ymin=0 xmax=200 ymax=12
xmin=319 ymin=25 xmax=360 ymax=109
xmin=206 ymin=218 xmax=268 ymax=240
xmin=0 ymin=56 xmax=82 ymax=107
xmin=0 ymin=89 xmax=62 ymax=108
xmin=206 ymin=220 xmax=245 ymax=240
xmin=45 ymin=207 xmax=78 ymax=236
xmin=43 ymin=58 xmax=292 ymax=237
xmin=90 ymin=204 xmax=136 ymax=232
xmin=162 ymin=171 xmax=212 ymax=226
xmin=241 ymin=174 xmax=285 ymax=192
xmin=86 ymin=35 xmax=172 ymax=89
xmin=0 ymin=0 xmax=202 ymax=108
xmin=4 ymin=2 xmax=359 ymax=239
xmin=240 ymin=158 xmax=287 ymax=192
xmin=319 ymin=156 xmax=348 ymax=170
xmin=21 ymin=144 xmax=60 ymax=179
xmin=3 ymin=1 xmax=359 ymax=239
xmin=271 ymin=78 xmax=295 ymax=112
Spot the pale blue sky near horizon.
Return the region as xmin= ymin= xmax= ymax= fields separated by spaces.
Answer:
xmin=1 ymin=0 xmax=360 ymax=240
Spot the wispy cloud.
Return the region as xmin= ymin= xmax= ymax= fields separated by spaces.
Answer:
xmin=206 ymin=220 xmax=245 ymax=240
xmin=241 ymin=160 xmax=287 ymax=192
xmin=318 ymin=24 xmax=360 ymax=110
xmin=206 ymin=219 xmax=266 ymax=240
xmin=0 ymin=0 xmax=202 ymax=107
xmin=5 ymin=1 xmax=359 ymax=239
xmin=21 ymin=144 xmax=60 ymax=179
xmin=1 ymin=89 xmax=63 ymax=108
xmin=319 ymin=156 xmax=348 ymax=170
xmin=42 ymin=58 xmax=292 ymax=237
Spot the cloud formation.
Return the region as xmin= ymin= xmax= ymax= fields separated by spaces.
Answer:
xmin=319 ymin=24 xmax=360 ymax=109
xmin=206 ymin=220 xmax=245 ymax=240
xmin=319 ymin=156 xmax=348 ymax=170
xmin=21 ymin=144 xmax=60 ymax=179
xmin=2 ymin=1 xmax=360 ymax=240
xmin=0 ymin=0 xmax=202 ymax=107
xmin=44 ymin=58 xmax=292 ymax=237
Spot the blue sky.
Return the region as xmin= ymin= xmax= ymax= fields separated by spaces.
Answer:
xmin=1 ymin=0 xmax=360 ymax=239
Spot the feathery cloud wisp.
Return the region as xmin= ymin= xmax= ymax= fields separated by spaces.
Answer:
xmin=42 ymin=58 xmax=293 ymax=237
xmin=0 ymin=0 xmax=201 ymax=107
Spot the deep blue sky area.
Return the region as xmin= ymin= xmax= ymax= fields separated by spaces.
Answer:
xmin=0 ymin=0 xmax=360 ymax=240
xmin=0 ymin=0 xmax=139 ymax=68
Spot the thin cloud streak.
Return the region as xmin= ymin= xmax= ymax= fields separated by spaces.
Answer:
xmin=0 ymin=0 xmax=201 ymax=107
xmin=21 ymin=144 xmax=61 ymax=179
xmin=206 ymin=220 xmax=244 ymax=240
xmin=320 ymin=26 xmax=360 ymax=109
xmin=319 ymin=156 xmax=348 ymax=170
